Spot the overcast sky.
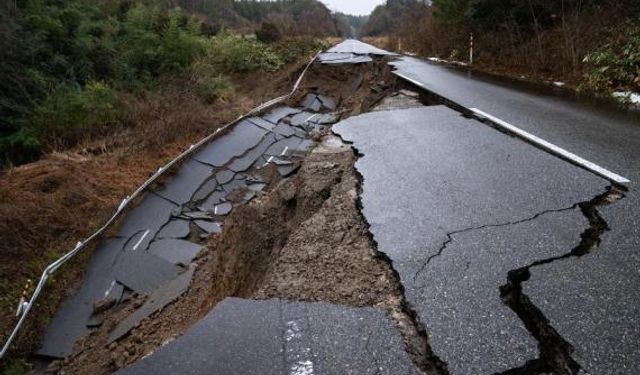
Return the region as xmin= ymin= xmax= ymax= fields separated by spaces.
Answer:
xmin=321 ymin=0 xmax=386 ymax=16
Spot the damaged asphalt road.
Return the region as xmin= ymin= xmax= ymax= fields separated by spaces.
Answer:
xmin=333 ymin=105 xmax=616 ymax=374
xmin=116 ymin=298 xmax=419 ymax=375
xmin=28 ymin=40 xmax=639 ymax=375
xmin=385 ymin=51 xmax=640 ymax=375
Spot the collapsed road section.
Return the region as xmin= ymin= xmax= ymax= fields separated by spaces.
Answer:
xmin=30 ymin=41 xmax=442 ymax=374
xmin=13 ymin=39 xmax=634 ymax=375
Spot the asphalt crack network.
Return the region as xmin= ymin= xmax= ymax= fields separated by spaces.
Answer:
xmin=497 ymin=186 xmax=624 ymax=375
xmin=412 ymin=205 xmax=582 ymax=284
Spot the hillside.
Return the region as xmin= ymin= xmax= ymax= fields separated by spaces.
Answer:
xmin=174 ymin=0 xmax=338 ymax=36
xmin=0 ymin=0 xmax=336 ymax=168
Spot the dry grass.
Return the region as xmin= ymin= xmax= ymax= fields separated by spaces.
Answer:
xmin=0 ymin=58 xmax=307 ymax=363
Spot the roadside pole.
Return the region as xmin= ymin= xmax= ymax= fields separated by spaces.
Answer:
xmin=470 ymin=33 xmax=474 ymax=65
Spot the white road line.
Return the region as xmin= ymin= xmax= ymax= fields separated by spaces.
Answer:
xmin=104 ymin=280 xmax=116 ymax=297
xmin=132 ymin=229 xmax=150 ymax=251
xmin=305 ymin=114 xmax=319 ymax=123
xmin=471 ymin=108 xmax=631 ymax=185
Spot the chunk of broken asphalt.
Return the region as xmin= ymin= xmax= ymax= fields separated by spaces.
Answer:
xmin=192 ymin=177 xmax=218 ymax=202
xmin=194 ymin=120 xmax=267 ymax=167
xmin=262 ymin=106 xmax=301 ymax=124
xmin=154 ymin=159 xmax=213 ymax=205
xmin=195 ymin=220 xmax=222 ymax=234
xmin=157 ymin=219 xmax=191 ymax=239
xmin=198 ymin=190 xmax=227 ymax=212
xmin=290 ymin=112 xmax=318 ymax=128
xmin=215 ymin=169 xmax=235 ymax=185
xmin=277 ymin=164 xmax=299 ymax=177
xmin=214 ymin=202 xmax=232 ymax=216
xmin=317 ymin=94 xmax=336 ymax=111
xmin=117 ymin=194 xmax=176 ymax=251
xmin=272 ymin=123 xmax=296 ymax=138
xmin=114 ymin=250 xmax=182 ymax=293
xmin=301 ymin=94 xmax=322 ymax=112
xmin=109 ymin=265 xmax=196 ymax=343
xmin=247 ymin=116 xmax=276 ymax=131
xmin=227 ymin=133 xmax=277 ymax=173
xmin=148 ymin=239 xmax=202 ymax=266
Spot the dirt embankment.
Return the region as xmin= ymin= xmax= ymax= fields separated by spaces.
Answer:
xmin=0 ymin=57 xmax=311 ymax=363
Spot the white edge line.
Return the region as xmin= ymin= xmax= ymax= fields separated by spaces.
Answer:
xmin=470 ymin=108 xmax=631 ymax=185
xmin=132 ymin=229 xmax=150 ymax=251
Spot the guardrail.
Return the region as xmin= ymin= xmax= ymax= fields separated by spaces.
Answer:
xmin=0 ymin=52 xmax=320 ymax=359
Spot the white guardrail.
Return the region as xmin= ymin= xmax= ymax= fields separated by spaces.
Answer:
xmin=0 ymin=52 xmax=320 ymax=359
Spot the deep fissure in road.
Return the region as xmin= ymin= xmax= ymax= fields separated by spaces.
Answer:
xmin=364 ymin=68 xmax=630 ymax=374
xmin=347 ymin=143 xmax=449 ymax=375
xmin=498 ymin=187 xmax=624 ymax=375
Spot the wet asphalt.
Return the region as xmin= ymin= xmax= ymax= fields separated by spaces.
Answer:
xmin=386 ymin=56 xmax=640 ymax=374
xmin=36 ymin=40 xmax=640 ymax=374
xmin=117 ymin=298 xmax=419 ymax=375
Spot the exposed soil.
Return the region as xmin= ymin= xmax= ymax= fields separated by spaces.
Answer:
xmin=50 ymin=143 xmax=401 ymax=375
xmin=54 ymin=134 xmax=438 ymax=374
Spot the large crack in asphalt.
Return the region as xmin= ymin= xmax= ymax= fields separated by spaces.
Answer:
xmin=497 ymin=186 xmax=625 ymax=375
xmin=389 ymin=70 xmax=630 ymax=374
xmin=335 ymin=129 xmax=449 ymax=375
xmin=412 ymin=205 xmax=583 ymax=284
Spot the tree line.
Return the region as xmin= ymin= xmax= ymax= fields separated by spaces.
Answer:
xmin=362 ymin=0 xmax=640 ymax=93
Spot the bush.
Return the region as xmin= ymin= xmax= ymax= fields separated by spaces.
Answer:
xmin=272 ymin=37 xmax=328 ymax=63
xmin=0 ymin=128 xmax=41 ymax=166
xmin=118 ymin=4 xmax=208 ymax=83
xmin=208 ymin=31 xmax=283 ymax=73
xmin=31 ymin=82 xmax=126 ymax=146
xmin=580 ymin=22 xmax=640 ymax=93
xmin=190 ymin=59 xmax=235 ymax=103
xmin=256 ymin=22 xmax=282 ymax=43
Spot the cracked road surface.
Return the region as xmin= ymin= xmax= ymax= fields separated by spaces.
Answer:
xmin=386 ymin=54 xmax=640 ymax=374
xmin=117 ymin=298 xmax=419 ymax=375
xmin=32 ymin=40 xmax=639 ymax=374
xmin=333 ymin=104 xmax=627 ymax=373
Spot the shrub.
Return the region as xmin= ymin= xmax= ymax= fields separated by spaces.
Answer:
xmin=580 ymin=22 xmax=640 ymax=93
xmin=256 ymin=22 xmax=282 ymax=43
xmin=158 ymin=8 xmax=208 ymax=73
xmin=0 ymin=128 xmax=41 ymax=166
xmin=272 ymin=37 xmax=328 ymax=63
xmin=190 ymin=59 xmax=235 ymax=103
xmin=208 ymin=31 xmax=283 ymax=73
xmin=31 ymin=82 xmax=125 ymax=147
